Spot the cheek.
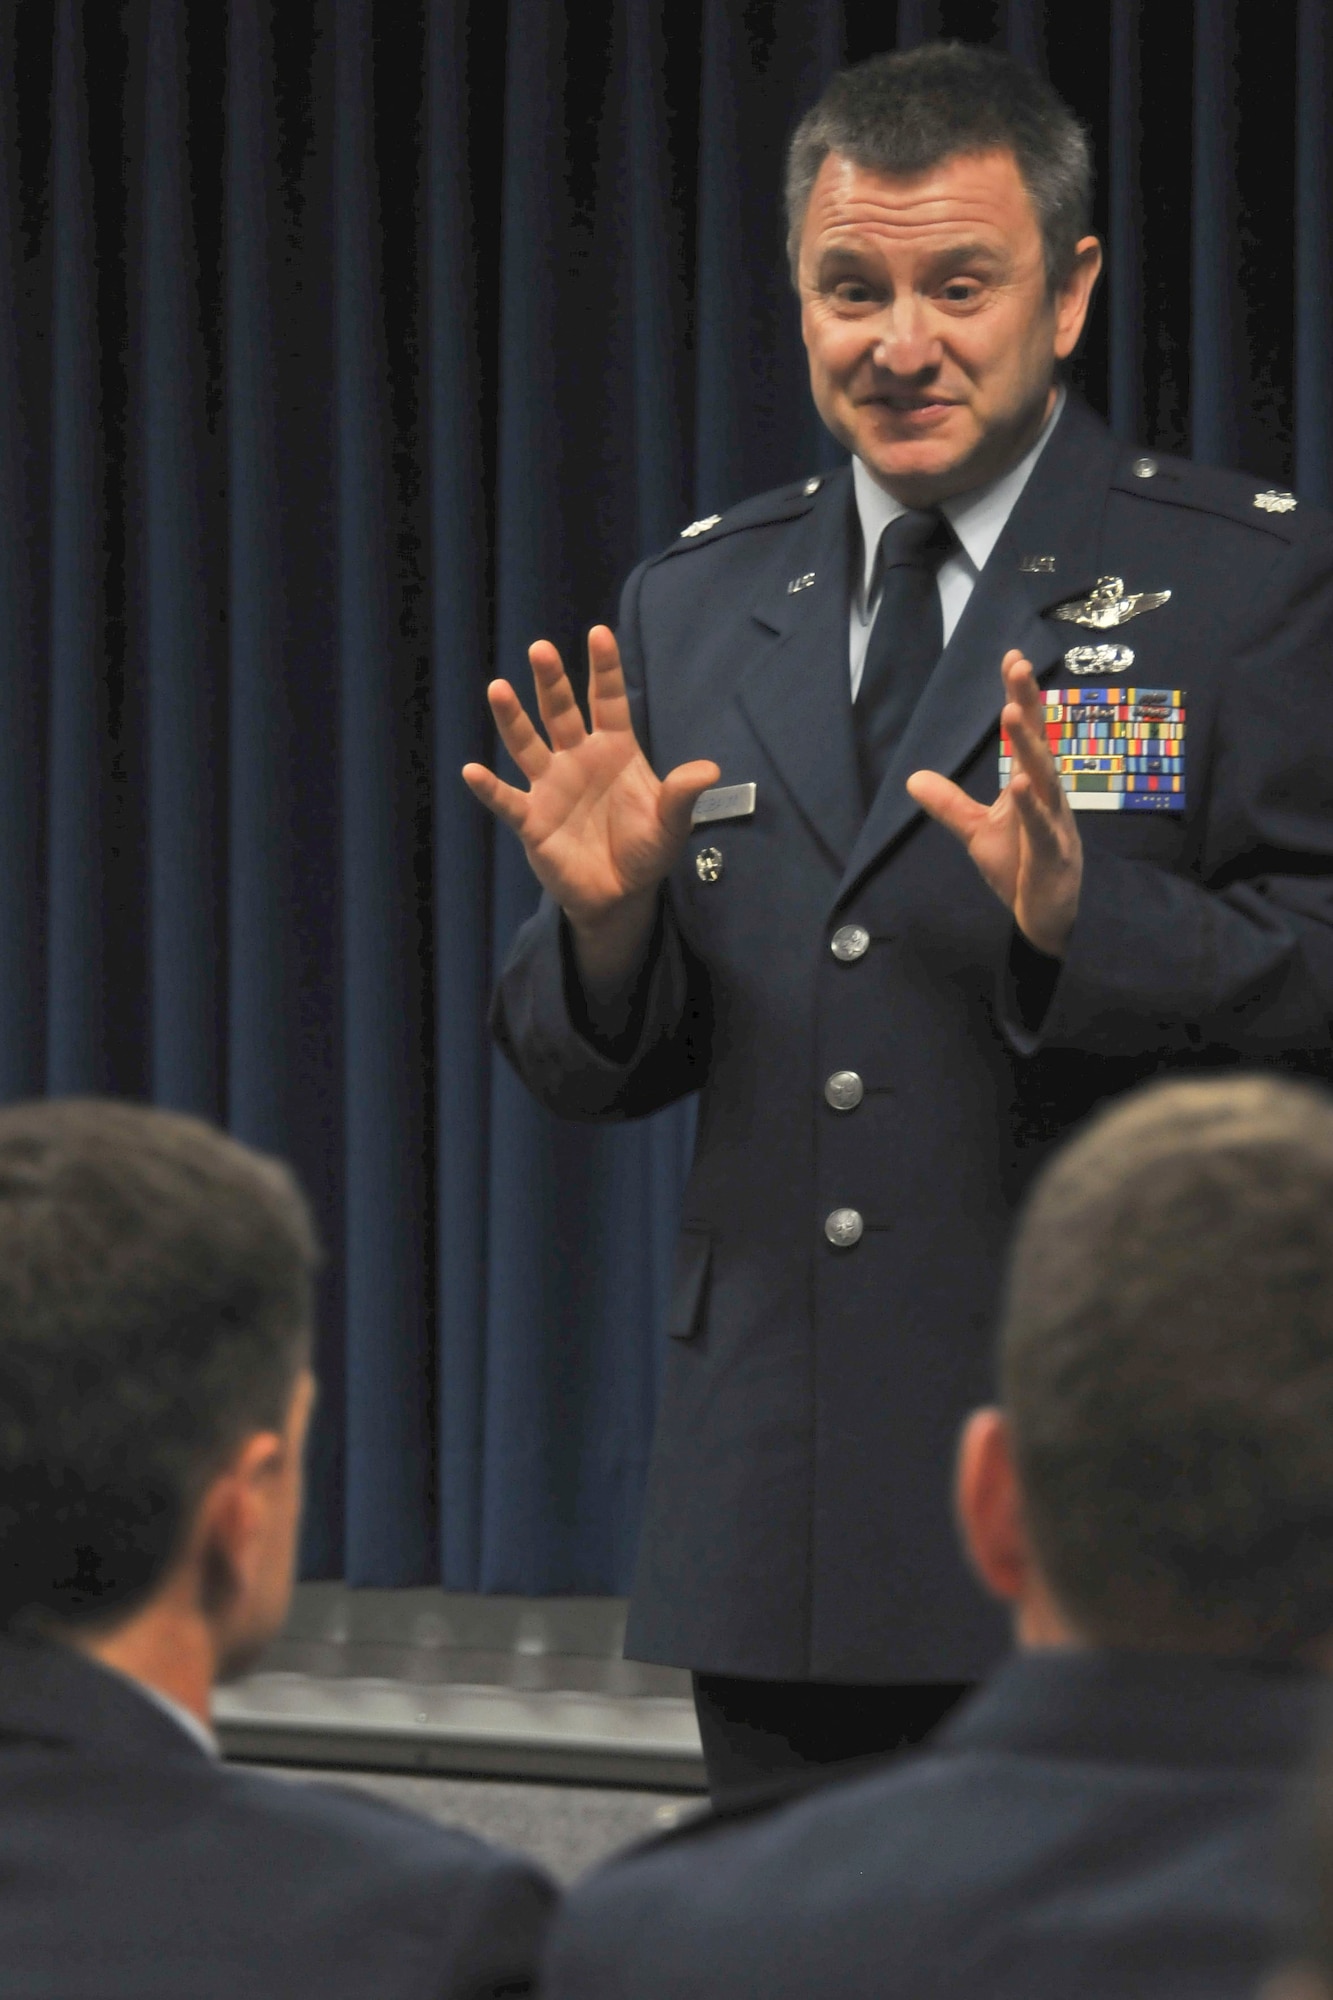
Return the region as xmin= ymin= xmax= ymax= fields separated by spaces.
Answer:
xmin=803 ymin=311 xmax=862 ymax=385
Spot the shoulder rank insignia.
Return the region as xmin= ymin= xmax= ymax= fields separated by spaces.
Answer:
xmin=1050 ymin=575 xmax=1172 ymax=630
xmin=679 ymin=513 xmax=722 ymax=538
xmin=1254 ymin=489 xmax=1297 ymax=514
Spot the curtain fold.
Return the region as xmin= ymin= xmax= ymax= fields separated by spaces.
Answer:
xmin=0 ymin=0 xmax=1322 ymax=1593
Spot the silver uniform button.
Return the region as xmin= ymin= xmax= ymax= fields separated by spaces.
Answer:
xmin=1131 ymin=455 xmax=1158 ymax=479
xmin=695 ymin=846 xmax=723 ymax=883
xmin=830 ymin=924 xmax=870 ymax=962
xmin=825 ymin=1207 xmax=864 ymax=1247
xmin=824 ymin=1070 xmax=864 ymax=1111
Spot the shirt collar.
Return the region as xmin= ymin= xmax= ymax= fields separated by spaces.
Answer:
xmin=106 ymin=1663 xmax=220 ymax=1759
xmin=852 ymin=385 xmax=1067 ymax=607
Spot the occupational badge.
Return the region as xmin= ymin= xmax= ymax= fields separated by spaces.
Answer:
xmin=1049 ymin=576 xmax=1172 ymax=629
xmin=1253 ymin=489 xmax=1297 ymax=514
xmin=1000 ymin=686 xmax=1186 ymax=814
xmin=1064 ymin=644 xmax=1134 ymax=675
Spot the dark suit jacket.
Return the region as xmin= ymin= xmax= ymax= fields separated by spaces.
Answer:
xmin=495 ymin=399 xmax=1333 ymax=1681
xmin=0 ymin=1635 xmax=555 ymax=1999
xmin=543 ymin=1648 xmax=1322 ymax=2000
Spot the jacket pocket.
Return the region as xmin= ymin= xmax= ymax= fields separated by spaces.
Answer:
xmin=666 ymin=1228 xmax=712 ymax=1340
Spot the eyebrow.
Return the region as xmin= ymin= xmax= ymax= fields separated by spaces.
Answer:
xmin=814 ymin=237 xmax=1008 ymax=280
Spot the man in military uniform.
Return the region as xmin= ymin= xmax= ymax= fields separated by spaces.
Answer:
xmin=464 ymin=44 xmax=1333 ymax=1794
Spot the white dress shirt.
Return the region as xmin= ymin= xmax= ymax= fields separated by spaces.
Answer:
xmin=848 ymin=387 xmax=1066 ymax=698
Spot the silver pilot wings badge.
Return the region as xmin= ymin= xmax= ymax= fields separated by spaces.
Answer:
xmin=1050 ymin=575 xmax=1172 ymax=629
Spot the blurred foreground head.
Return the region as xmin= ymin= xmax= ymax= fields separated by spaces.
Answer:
xmin=995 ymin=1072 xmax=1333 ymax=1657
xmin=0 ymin=1098 xmax=318 ymax=1677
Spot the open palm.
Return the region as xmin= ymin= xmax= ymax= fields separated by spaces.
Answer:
xmin=462 ymin=625 xmax=720 ymax=931
xmin=906 ymin=650 xmax=1083 ymax=958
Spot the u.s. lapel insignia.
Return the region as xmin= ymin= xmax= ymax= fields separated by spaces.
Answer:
xmin=1065 ymin=643 xmax=1134 ymax=675
xmin=786 ymin=572 xmax=815 ymax=594
xmin=1254 ymin=489 xmax=1297 ymax=514
xmin=1050 ymin=576 xmax=1172 ymax=629
xmin=679 ymin=513 xmax=722 ymax=538
xmin=1019 ymin=553 xmax=1056 ymax=573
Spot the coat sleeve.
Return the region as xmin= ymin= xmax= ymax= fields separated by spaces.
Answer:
xmin=489 ymin=559 xmax=715 ymax=1121
xmin=1006 ymin=523 xmax=1333 ymax=1061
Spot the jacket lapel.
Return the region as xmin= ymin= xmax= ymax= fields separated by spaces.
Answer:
xmin=735 ymin=471 xmax=862 ymax=869
xmin=834 ymin=399 xmax=1121 ymax=907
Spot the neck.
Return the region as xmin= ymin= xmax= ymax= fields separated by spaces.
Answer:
xmin=67 ymin=1593 xmax=217 ymax=1729
xmin=1014 ymin=1573 xmax=1084 ymax=1651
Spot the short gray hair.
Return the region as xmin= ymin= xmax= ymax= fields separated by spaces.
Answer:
xmin=785 ymin=43 xmax=1093 ymax=292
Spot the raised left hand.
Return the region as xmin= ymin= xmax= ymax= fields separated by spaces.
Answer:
xmin=905 ymin=649 xmax=1082 ymax=958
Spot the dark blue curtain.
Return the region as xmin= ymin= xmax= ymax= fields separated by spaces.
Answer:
xmin=0 ymin=0 xmax=1324 ymax=1591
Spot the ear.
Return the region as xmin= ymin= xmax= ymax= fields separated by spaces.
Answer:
xmin=192 ymin=1429 xmax=287 ymax=1620
xmin=1053 ymin=235 xmax=1104 ymax=360
xmin=954 ymin=1407 xmax=1030 ymax=1604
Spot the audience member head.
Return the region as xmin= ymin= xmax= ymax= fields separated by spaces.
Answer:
xmin=958 ymin=1073 xmax=1333 ymax=1659
xmin=0 ymin=1098 xmax=319 ymax=1706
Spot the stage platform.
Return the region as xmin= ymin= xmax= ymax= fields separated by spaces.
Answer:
xmin=216 ymin=1583 xmax=707 ymax=1793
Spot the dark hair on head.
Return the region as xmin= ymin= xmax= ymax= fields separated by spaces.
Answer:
xmin=1001 ymin=1074 xmax=1333 ymax=1658
xmin=785 ymin=43 xmax=1093 ymax=290
xmin=0 ymin=1098 xmax=319 ymax=1633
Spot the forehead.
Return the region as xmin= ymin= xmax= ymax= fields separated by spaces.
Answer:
xmin=800 ymin=147 xmax=1041 ymax=260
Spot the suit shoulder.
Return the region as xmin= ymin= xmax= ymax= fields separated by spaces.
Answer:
xmin=645 ymin=471 xmax=841 ymax=570
xmin=1109 ymin=449 xmax=1333 ymax=546
xmin=213 ymin=1760 xmax=553 ymax=1896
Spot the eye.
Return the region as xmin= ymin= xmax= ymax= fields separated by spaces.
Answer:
xmin=938 ymin=278 xmax=983 ymax=305
xmin=830 ymin=279 xmax=880 ymax=309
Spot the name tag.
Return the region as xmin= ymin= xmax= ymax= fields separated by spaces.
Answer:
xmin=691 ymin=782 xmax=757 ymax=827
xmin=1000 ymin=687 xmax=1186 ymax=813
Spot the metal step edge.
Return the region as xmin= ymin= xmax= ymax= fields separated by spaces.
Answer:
xmin=215 ymin=1677 xmax=708 ymax=1793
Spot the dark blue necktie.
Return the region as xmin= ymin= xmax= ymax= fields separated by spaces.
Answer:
xmin=854 ymin=508 xmax=954 ymax=805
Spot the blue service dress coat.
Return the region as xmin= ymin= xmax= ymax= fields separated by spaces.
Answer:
xmin=541 ymin=1648 xmax=1322 ymax=2000
xmin=494 ymin=396 xmax=1333 ymax=1683
xmin=0 ymin=1635 xmax=556 ymax=1999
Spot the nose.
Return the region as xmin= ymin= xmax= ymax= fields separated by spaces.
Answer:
xmin=869 ymin=296 xmax=942 ymax=379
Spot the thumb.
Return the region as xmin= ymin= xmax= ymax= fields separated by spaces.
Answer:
xmin=658 ymin=760 xmax=722 ymax=842
xmin=907 ymin=769 xmax=988 ymax=846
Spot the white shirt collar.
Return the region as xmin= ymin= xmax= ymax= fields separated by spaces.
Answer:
xmin=852 ymin=385 xmax=1067 ymax=606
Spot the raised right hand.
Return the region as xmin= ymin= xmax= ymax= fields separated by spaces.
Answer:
xmin=462 ymin=624 xmax=720 ymax=936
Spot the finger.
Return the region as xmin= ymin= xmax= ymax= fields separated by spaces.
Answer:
xmin=1000 ymin=661 xmax=1065 ymax=813
xmin=528 ymin=640 xmax=588 ymax=752
xmin=1001 ymin=648 xmax=1040 ymax=702
xmin=907 ymin=769 xmax=990 ymax=845
xmin=488 ymin=679 xmax=553 ymax=781
xmin=658 ymin=760 xmax=723 ymax=841
xmin=1003 ymin=698 xmax=1063 ymax=809
xmin=1007 ymin=768 xmax=1068 ymax=860
xmin=586 ymin=625 xmax=636 ymax=735
xmin=461 ymin=761 xmax=529 ymax=835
